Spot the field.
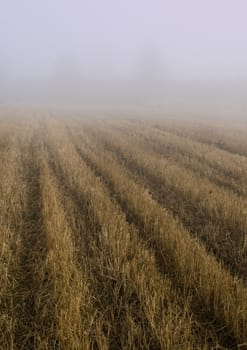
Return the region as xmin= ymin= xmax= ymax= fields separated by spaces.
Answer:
xmin=0 ymin=110 xmax=247 ymax=349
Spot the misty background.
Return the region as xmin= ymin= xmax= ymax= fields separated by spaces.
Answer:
xmin=1 ymin=0 xmax=247 ymax=116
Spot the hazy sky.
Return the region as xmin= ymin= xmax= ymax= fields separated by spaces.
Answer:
xmin=1 ymin=0 xmax=247 ymax=81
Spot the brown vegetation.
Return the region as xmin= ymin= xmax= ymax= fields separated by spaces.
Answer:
xmin=0 ymin=111 xmax=246 ymax=349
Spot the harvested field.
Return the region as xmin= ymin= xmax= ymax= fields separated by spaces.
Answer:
xmin=0 ymin=111 xmax=247 ymax=349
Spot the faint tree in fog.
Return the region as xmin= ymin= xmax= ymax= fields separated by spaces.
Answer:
xmin=135 ymin=46 xmax=165 ymax=83
xmin=0 ymin=59 xmax=11 ymax=102
xmin=133 ymin=46 xmax=166 ymax=105
xmin=49 ymin=55 xmax=85 ymax=103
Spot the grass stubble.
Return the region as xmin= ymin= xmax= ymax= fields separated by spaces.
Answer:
xmin=0 ymin=112 xmax=247 ymax=349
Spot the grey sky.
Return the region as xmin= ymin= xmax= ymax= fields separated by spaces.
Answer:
xmin=1 ymin=0 xmax=247 ymax=81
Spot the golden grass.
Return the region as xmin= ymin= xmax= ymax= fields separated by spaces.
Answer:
xmin=78 ymin=123 xmax=247 ymax=278
xmin=0 ymin=111 xmax=247 ymax=349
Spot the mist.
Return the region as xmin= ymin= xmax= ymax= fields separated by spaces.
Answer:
xmin=1 ymin=0 xmax=247 ymax=116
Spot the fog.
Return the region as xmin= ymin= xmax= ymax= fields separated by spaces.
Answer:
xmin=1 ymin=0 xmax=247 ymax=116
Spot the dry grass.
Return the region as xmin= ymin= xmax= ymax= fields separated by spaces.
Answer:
xmin=77 ymin=122 xmax=247 ymax=278
xmin=0 ymin=111 xmax=247 ymax=349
